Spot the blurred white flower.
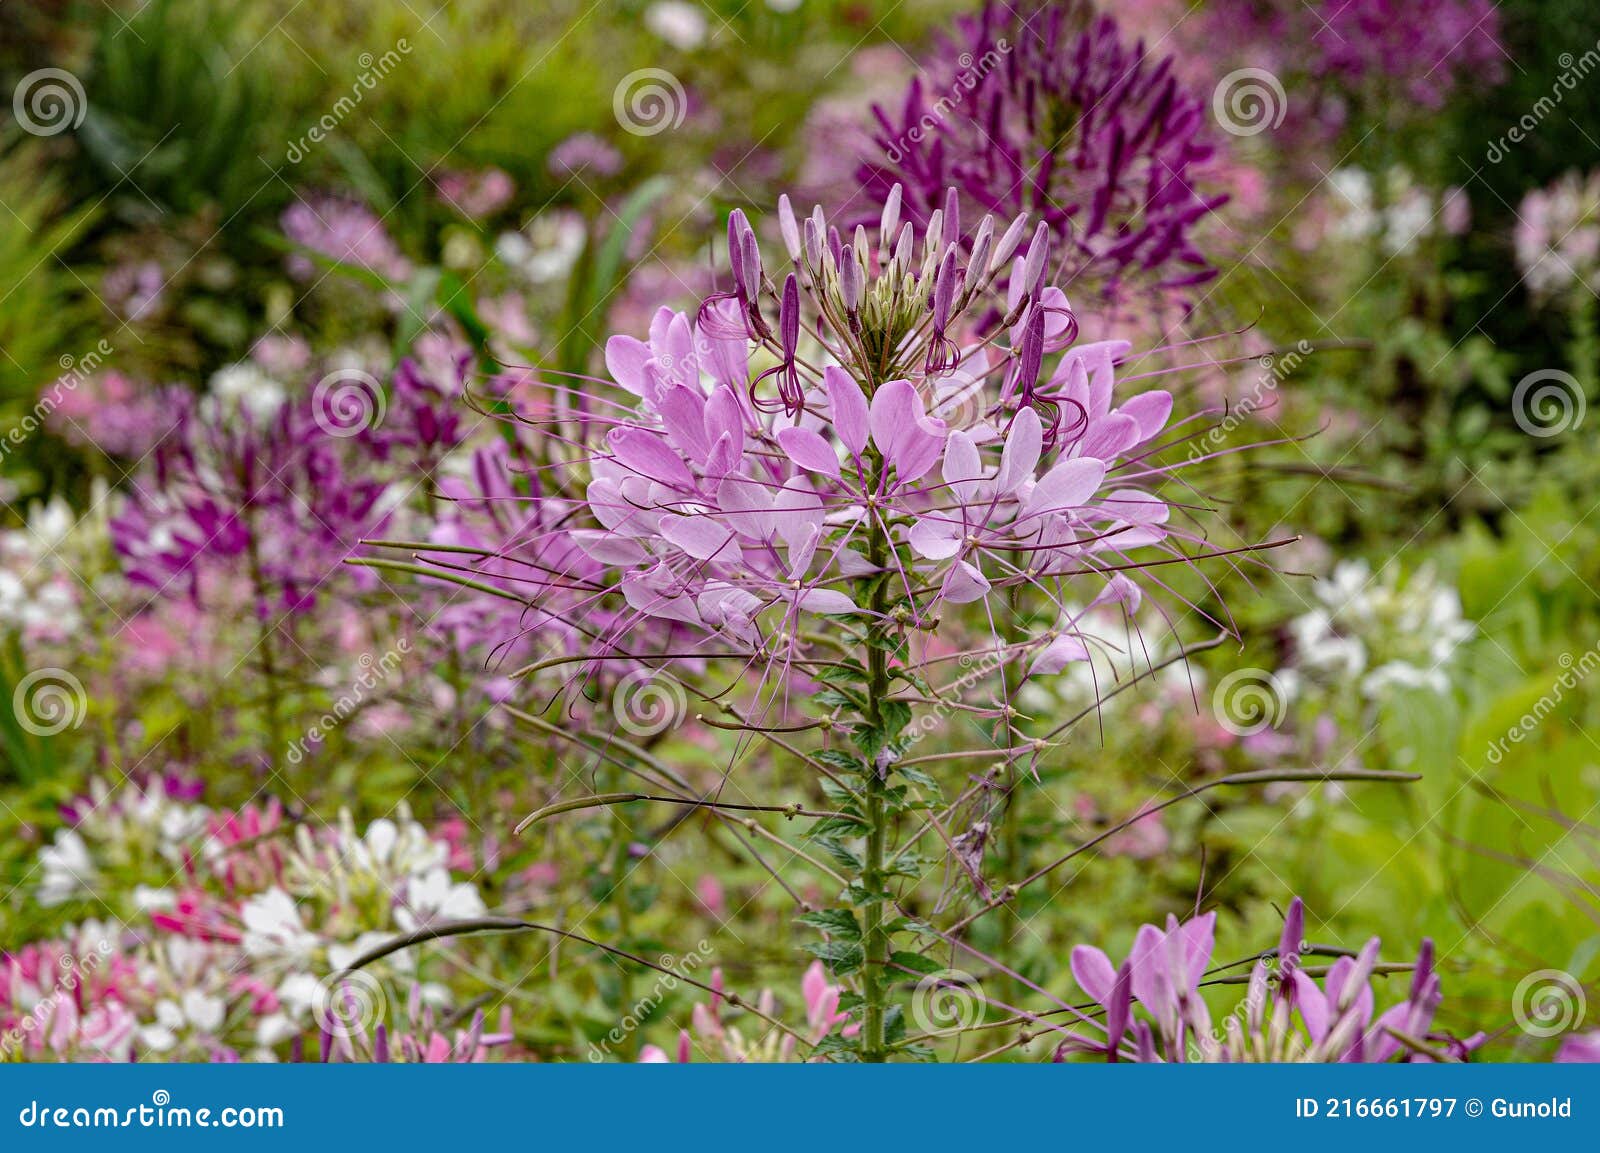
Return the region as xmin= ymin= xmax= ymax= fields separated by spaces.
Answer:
xmin=241 ymin=889 xmax=319 ymax=963
xmin=38 ymin=830 xmax=96 ymax=907
xmin=645 ymin=1 xmax=708 ymax=49
xmin=1289 ymin=561 xmax=1471 ymax=699
xmin=394 ymin=866 xmax=487 ymax=932
xmin=496 ymin=212 xmax=586 ymax=284
xmin=208 ymin=362 xmax=286 ymax=421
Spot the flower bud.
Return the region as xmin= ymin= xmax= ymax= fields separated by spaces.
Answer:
xmin=880 ymin=183 xmax=903 ymax=251
xmin=777 ymin=195 xmax=801 ymax=261
xmin=993 ymin=212 xmax=1030 ymax=272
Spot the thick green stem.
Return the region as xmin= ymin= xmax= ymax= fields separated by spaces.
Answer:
xmin=860 ymin=716 xmax=890 ymax=1061
xmin=860 ymin=455 xmax=894 ymax=1062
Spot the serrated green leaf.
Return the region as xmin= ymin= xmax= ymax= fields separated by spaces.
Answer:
xmin=884 ymin=1005 xmax=906 ymax=1045
xmin=888 ymin=950 xmax=945 ymax=976
xmin=814 ymin=837 xmax=865 ymax=874
xmin=802 ymin=939 xmax=865 ymax=975
xmin=797 ymin=908 xmax=862 ymax=940
xmin=807 ymin=816 xmax=869 ymax=839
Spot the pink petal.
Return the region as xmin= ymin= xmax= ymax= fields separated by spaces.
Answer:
xmin=571 ymin=529 xmax=648 ymax=565
xmin=657 ymin=384 xmax=710 ymax=463
xmin=802 ymin=962 xmax=829 ymax=1022
xmin=1128 ymin=923 xmax=1173 ymax=1018
xmin=908 ymin=517 xmax=964 ymax=561
xmin=1029 ymin=634 xmax=1090 ymax=675
xmin=771 ymin=479 xmax=824 ymax=551
xmin=716 ymin=474 xmax=775 ymax=540
xmin=1097 ymin=490 xmax=1169 ymax=525
xmin=1022 ymin=457 xmax=1106 ymax=519
xmin=1291 ymin=969 xmax=1329 ymax=1041
xmin=1070 ymin=945 xmax=1118 ymax=1004
xmin=608 ymin=428 xmax=696 ymax=490
xmin=622 ymin=572 xmax=702 ymax=626
xmin=1077 ymin=412 xmax=1139 ymax=460
xmin=1180 ymin=912 xmax=1216 ymax=995
xmin=661 ymin=517 xmax=739 ymax=561
xmin=776 ymin=427 xmax=842 ymax=478
xmin=996 ymin=408 xmax=1043 ymax=494
xmin=941 ymin=431 xmax=983 ymax=501
xmin=604 ymin=336 xmax=654 ymax=398
xmin=870 ymin=379 xmax=946 ymax=483
xmin=824 ymin=366 xmax=869 ymax=456
xmin=940 ymin=559 xmax=990 ymax=604
xmin=795 ymin=588 xmax=858 ymax=615
xmin=1117 ymin=390 xmax=1173 ymax=443
xmin=1038 ymin=287 xmax=1075 ymax=351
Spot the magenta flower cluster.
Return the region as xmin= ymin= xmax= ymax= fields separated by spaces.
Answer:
xmin=1061 ymin=899 xmax=1484 ymax=1062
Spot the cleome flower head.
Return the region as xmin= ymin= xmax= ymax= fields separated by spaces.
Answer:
xmin=526 ymin=185 xmax=1211 ymax=672
xmin=857 ymin=1 xmax=1225 ymax=310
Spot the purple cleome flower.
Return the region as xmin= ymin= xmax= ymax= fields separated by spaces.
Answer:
xmin=1060 ymin=898 xmax=1486 ymax=1062
xmin=858 ymin=1 xmax=1225 ymax=309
